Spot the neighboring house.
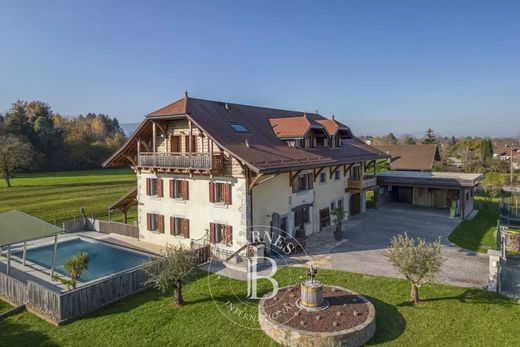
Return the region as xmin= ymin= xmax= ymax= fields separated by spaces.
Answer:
xmin=103 ymin=94 xmax=387 ymax=252
xmin=374 ymin=144 xmax=441 ymax=172
xmin=494 ymin=148 xmax=520 ymax=170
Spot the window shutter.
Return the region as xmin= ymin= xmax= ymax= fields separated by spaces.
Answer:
xmin=182 ymin=181 xmax=189 ymax=200
xmin=147 ymin=213 xmax=151 ymax=230
xmin=308 ymin=173 xmax=314 ymax=190
xmin=170 ymin=216 xmax=175 ymax=235
xmin=192 ymin=136 xmax=197 ymax=152
xmin=170 ymin=135 xmax=180 ymax=152
xmin=182 ymin=218 xmax=190 ymax=238
xmin=157 ymin=179 xmax=163 ymax=197
xmin=225 ymin=183 xmax=232 ymax=205
xmin=158 ymin=215 xmax=164 ymax=233
xmin=225 ymin=225 xmax=233 ymax=246
xmin=169 ymin=180 xmax=174 ymax=198
xmin=185 ymin=135 xmax=190 ymax=152
xmin=209 ymin=223 xmax=215 ymax=243
xmin=146 ymin=178 xmax=151 ymax=196
xmin=209 ymin=182 xmax=214 ymax=202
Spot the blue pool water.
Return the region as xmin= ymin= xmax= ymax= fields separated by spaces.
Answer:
xmin=16 ymin=238 xmax=153 ymax=282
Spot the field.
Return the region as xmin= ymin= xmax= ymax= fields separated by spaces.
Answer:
xmin=1 ymin=267 xmax=519 ymax=346
xmin=0 ymin=169 xmax=137 ymax=225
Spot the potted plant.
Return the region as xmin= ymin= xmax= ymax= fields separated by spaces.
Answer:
xmin=332 ymin=207 xmax=345 ymax=241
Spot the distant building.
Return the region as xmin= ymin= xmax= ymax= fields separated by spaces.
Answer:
xmin=374 ymin=144 xmax=441 ymax=172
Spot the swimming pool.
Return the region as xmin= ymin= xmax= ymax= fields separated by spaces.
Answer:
xmin=15 ymin=238 xmax=154 ymax=282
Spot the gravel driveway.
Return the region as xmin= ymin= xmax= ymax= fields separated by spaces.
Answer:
xmin=329 ymin=204 xmax=488 ymax=288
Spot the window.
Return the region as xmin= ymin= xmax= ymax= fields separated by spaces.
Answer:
xmin=209 ymin=182 xmax=232 ymax=204
xmin=334 ymin=170 xmax=341 ymax=180
xmin=146 ymin=178 xmax=163 ymax=197
xmin=292 ymin=173 xmax=313 ymax=193
xmin=319 ymin=172 xmax=326 ymax=183
xmin=350 ymin=166 xmax=360 ymax=180
xmin=337 ymin=198 xmax=344 ymax=210
xmin=280 ymin=216 xmax=288 ymax=233
xmin=229 ymin=123 xmax=248 ymax=133
xmin=170 ymin=217 xmax=189 ymax=238
xmin=170 ymin=179 xmax=189 ymax=200
xmin=146 ymin=213 xmax=164 ymax=233
xmin=210 ymin=223 xmax=232 ymax=246
xmin=330 ymin=201 xmax=336 ymax=212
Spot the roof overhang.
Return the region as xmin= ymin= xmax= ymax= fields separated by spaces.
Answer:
xmin=0 ymin=210 xmax=62 ymax=247
xmin=376 ymin=171 xmax=482 ymax=189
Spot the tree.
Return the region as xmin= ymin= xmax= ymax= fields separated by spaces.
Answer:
xmin=400 ymin=134 xmax=417 ymax=145
xmin=448 ymin=136 xmax=457 ymax=147
xmin=53 ymin=252 xmax=89 ymax=290
xmin=479 ymin=138 xmax=494 ymax=163
xmin=386 ymin=233 xmax=444 ymax=305
xmin=0 ymin=135 xmax=34 ymax=187
xmin=386 ymin=133 xmax=398 ymax=145
xmin=144 ymin=245 xmax=198 ymax=306
xmin=5 ymin=100 xmax=32 ymax=138
xmin=422 ymin=128 xmax=438 ymax=144
xmin=332 ymin=207 xmax=345 ymax=240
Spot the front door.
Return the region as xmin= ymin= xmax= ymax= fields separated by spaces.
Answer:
xmin=350 ymin=193 xmax=361 ymax=216
xmin=319 ymin=208 xmax=330 ymax=230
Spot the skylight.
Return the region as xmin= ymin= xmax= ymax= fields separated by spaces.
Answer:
xmin=229 ymin=123 xmax=248 ymax=133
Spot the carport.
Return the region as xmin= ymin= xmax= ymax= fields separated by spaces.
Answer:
xmin=376 ymin=171 xmax=482 ymax=219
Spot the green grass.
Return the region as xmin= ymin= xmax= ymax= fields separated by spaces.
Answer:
xmin=0 ymin=300 xmax=13 ymax=314
xmin=1 ymin=267 xmax=519 ymax=346
xmin=366 ymin=190 xmax=375 ymax=208
xmin=448 ymin=210 xmax=499 ymax=253
xmin=0 ymin=169 xmax=137 ymax=225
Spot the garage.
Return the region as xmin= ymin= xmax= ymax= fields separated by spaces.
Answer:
xmin=377 ymin=171 xmax=482 ymax=219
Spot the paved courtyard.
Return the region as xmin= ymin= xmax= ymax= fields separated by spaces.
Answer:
xmin=303 ymin=204 xmax=489 ymax=288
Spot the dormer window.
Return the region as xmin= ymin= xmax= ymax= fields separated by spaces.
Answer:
xmin=229 ymin=123 xmax=248 ymax=133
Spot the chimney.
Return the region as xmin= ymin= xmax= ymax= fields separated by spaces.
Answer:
xmin=332 ymin=115 xmax=336 ymax=121
xmin=245 ymin=139 xmax=250 ymax=148
xmin=225 ymin=103 xmax=230 ymax=111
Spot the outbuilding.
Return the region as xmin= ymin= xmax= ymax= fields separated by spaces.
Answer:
xmin=376 ymin=171 xmax=482 ymax=219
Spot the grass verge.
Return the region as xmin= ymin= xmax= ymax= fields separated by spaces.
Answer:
xmin=0 ymin=267 xmax=518 ymax=346
xmin=448 ymin=209 xmax=498 ymax=253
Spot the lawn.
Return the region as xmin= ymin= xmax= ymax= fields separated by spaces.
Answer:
xmin=0 ymin=169 xmax=137 ymax=225
xmin=1 ymin=267 xmax=519 ymax=346
xmin=448 ymin=209 xmax=498 ymax=253
xmin=0 ymin=300 xmax=12 ymax=314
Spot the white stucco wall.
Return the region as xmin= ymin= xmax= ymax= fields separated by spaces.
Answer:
xmin=137 ymin=173 xmax=248 ymax=251
xmin=252 ymin=169 xmax=348 ymax=237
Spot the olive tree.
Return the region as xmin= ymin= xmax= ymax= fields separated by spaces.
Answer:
xmin=145 ymin=245 xmax=198 ymax=306
xmin=387 ymin=233 xmax=444 ymax=305
xmin=53 ymin=252 xmax=90 ymax=290
xmin=0 ymin=134 xmax=34 ymax=187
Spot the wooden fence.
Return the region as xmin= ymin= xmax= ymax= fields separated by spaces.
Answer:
xmin=0 ymin=272 xmax=27 ymax=306
xmin=0 ymin=265 xmax=150 ymax=324
xmin=99 ymin=220 xmax=139 ymax=239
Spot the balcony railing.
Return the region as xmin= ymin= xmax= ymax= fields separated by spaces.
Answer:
xmin=138 ymin=152 xmax=223 ymax=170
xmin=348 ymin=175 xmax=377 ymax=190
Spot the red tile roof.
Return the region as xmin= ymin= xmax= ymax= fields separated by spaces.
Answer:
xmin=104 ymin=95 xmax=388 ymax=172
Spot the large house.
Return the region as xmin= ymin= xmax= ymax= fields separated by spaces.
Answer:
xmin=103 ymin=94 xmax=388 ymax=252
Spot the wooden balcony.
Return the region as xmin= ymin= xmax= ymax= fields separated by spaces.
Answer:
xmin=348 ymin=175 xmax=377 ymax=191
xmin=138 ymin=152 xmax=224 ymax=172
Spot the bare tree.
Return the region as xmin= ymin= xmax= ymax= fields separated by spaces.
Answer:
xmin=387 ymin=233 xmax=444 ymax=305
xmin=0 ymin=134 xmax=34 ymax=187
xmin=144 ymin=245 xmax=198 ymax=306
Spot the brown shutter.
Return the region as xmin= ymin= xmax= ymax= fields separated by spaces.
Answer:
xmin=169 ymin=180 xmax=174 ymax=198
xmin=308 ymin=173 xmax=314 ymax=190
xmin=170 ymin=216 xmax=175 ymax=235
xmin=209 ymin=182 xmax=214 ymax=202
xmin=170 ymin=135 xmax=180 ymax=152
xmin=147 ymin=213 xmax=151 ymax=230
xmin=225 ymin=183 xmax=232 ymax=205
xmin=146 ymin=178 xmax=151 ymax=196
xmin=158 ymin=215 xmax=164 ymax=233
xmin=225 ymin=225 xmax=233 ymax=246
xmin=182 ymin=218 xmax=190 ymax=238
xmin=184 ymin=135 xmax=190 ymax=152
xmin=182 ymin=181 xmax=189 ymax=200
xmin=157 ymin=179 xmax=163 ymax=197
xmin=191 ymin=136 xmax=197 ymax=152
xmin=209 ymin=223 xmax=215 ymax=243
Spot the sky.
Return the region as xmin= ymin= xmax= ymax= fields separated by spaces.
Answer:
xmin=0 ymin=0 xmax=519 ymax=137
